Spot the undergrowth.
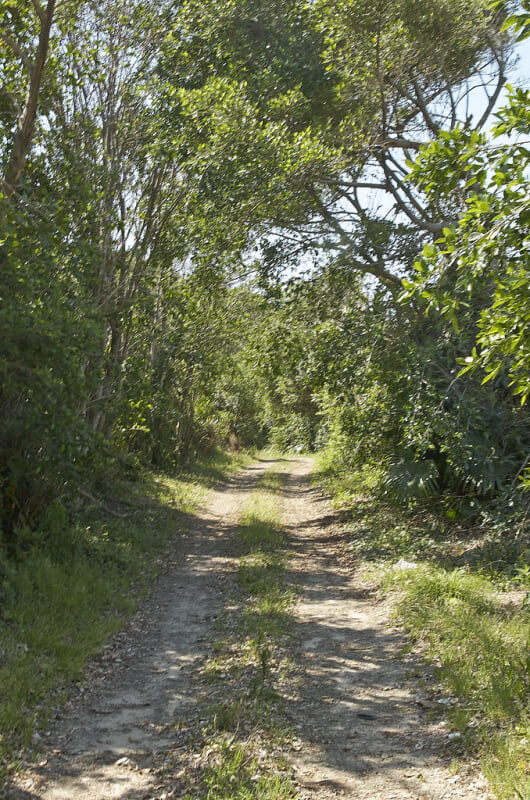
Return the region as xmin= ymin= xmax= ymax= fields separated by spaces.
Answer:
xmin=314 ymin=450 xmax=530 ymax=800
xmin=314 ymin=450 xmax=530 ymax=587
xmin=0 ymin=448 xmax=252 ymax=780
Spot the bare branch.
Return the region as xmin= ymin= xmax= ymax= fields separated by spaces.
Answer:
xmin=78 ymin=488 xmax=129 ymax=518
xmin=378 ymin=158 xmax=451 ymax=233
xmin=379 ymin=137 xmax=424 ymax=151
xmin=445 ymin=73 xmax=458 ymax=129
xmin=411 ymin=79 xmax=441 ymax=136
xmin=385 ymin=151 xmax=409 ymax=178
xmin=476 ymin=49 xmax=507 ymax=130
xmin=320 ymin=176 xmax=388 ymax=192
xmin=307 ymin=186 xmax=402 ymax=288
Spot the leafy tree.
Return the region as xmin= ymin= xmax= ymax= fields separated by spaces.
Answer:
xmin=0 ymin=0 xmax=193 ymax=543
xmin=0 ymin=0 xmax=58 ymax=212
xmin=406 ymin=85 xmax=530 ymax=405
xmin=163 ymin=0 xmax=512 ymax=292
xmin=117 ymin=273 xmax=256 ymax=466
xmin=0 ymin=0 xmax=527 ymax=554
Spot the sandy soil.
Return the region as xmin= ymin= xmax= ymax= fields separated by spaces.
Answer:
xmin=5 ymin=457 xmax=494 ymax=800
xmin=281 ymin=458 xmax=493 ymax=800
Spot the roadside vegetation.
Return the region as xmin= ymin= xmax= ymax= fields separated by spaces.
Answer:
xmin=0 ymin=450 xmax=252 ymax=779
xmin=315 ymin=453 xmax=530 ymax=799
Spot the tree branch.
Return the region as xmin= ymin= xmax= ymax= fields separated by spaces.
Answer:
xmin=385 ymin=152 xmax=444 ymax=223
xmin=30 ymin=0 xmax=46 ymax=24
xmin=0 ymin=32 xmax=33 ymax=75
xmin=379 ymin=158 xmax=450 ymax=233
xmin=379 ymin=137 xmax=423 ymax=151
xmin=411 ymin=78 xmax=441 ymax=136
xmin=1 ymin=0 xmax=57 ymax=211
xmin=78 ymin=488 xmax=129 ymax=518
xmin=320 ymin=176 xmax=388 ymax=192
xmin=476 ymin=51 xmax=507 ymax=130
xmin=307 ymin=186 xmax=402 ymax=288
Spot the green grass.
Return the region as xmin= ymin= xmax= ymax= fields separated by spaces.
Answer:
xmin=0 ymin=448 xmax=251 ymax=778
xmin=196 ymin=739 xmax=295 ymax=800
xmin=385 ymin=564 xmax=530 ymax=799
xmin=313 ymin=451 xmax=530 ymax=799
xmin=313 ymin=451 xmax=530 ymax=587
xmin=237 ymin=487 xmax=295 ymax=648
xmin=176 ymin=465 xmax=299 ymax=800
xmin=255 ymin=470 xmax=287 ymax=493
xmin=185 ymin=447 xmax=255 ymax=487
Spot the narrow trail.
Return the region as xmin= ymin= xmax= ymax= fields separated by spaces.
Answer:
xmin=281 ymin=458 xmax=493 ymax=800
xmin=7 ymin=460 xmax=272 ymax=800
xmin=7 ymin=457 xmax=493 ymax=800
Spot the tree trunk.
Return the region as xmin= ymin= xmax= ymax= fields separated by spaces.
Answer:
xmin=0 ymin=0 xmax=56 ymax=216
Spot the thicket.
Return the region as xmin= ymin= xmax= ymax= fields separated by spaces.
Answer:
xmin=1 ymin=0 xmax=528 ymax=571
xmin=158 ymin=0 xmax=530 ymax=525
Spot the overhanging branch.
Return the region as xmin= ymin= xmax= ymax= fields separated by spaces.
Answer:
xmin=307 ymin=186 xmax=402 ymax=289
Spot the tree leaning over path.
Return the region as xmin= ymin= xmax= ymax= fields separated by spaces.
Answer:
xmin=163 ymin=0 xmax=513 ymax=292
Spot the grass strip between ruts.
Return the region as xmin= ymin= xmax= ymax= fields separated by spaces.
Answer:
xmin=166 ymin=465 xmax=300 ymax=800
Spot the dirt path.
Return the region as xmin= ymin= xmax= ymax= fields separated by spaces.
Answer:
xmin=6 ymin=461 xmax=272 ymax=800
xmin=6 ymin=457 xmax=493 ymax=800
xmin=281 ymin=458 xmax=493 ymax=800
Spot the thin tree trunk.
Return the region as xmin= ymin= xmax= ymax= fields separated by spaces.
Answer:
xmin=0 ymin=0 xmax=56 ymax=215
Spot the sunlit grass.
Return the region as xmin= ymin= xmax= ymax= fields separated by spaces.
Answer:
xmin=313 ymin=451 xmax=530 ymax=585
xmin=483 ymin=729 xmax=530 ymax=800
xmin=185 ymin=738 xmax=296 ymax=800
xmin=237 ymin=483 xmax=295 ymax=646
xmin=383 ymin=564 xmax=530 ymax=797
xmin=314 ymin=451 xmax=530 ymax=798
xmin=256 ymin=469 xmax=288 ymax=493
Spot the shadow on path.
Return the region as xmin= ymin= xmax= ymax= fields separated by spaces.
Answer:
xmin=275 ymin=460 xmax=490 ymax=799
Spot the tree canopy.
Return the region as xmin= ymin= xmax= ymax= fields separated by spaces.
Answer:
xmin=0 ymin=0 xmax=529 ymax=551
xmin=162 ymin=0 xmax=513 ymax=290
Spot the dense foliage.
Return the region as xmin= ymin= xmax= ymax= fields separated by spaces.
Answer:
xmin=0 ymin=0 xmax=529 ymax=561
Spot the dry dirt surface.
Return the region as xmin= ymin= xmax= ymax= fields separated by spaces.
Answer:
xmin=281 ymin=458 xmax=494 ymax=800
xmin=5 ymin=457 xmax=494 ymax=800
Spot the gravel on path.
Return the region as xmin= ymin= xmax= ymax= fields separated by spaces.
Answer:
xmin=6 ymin=456 xmax=494 ymax=800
